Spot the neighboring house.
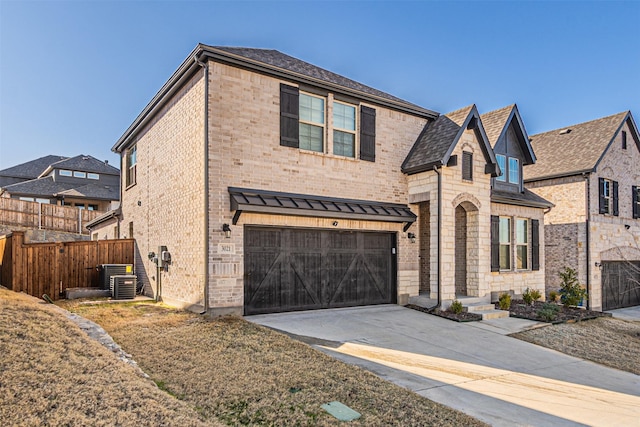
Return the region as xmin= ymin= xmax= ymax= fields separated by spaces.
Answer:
xmin=85 ymin=207 xmax=122 ymax=240
xmin=0 ymin=155 xmax=120 ymax=211
xmin=524 ymin=111 xmax=640 ymax=310
xmin=104 ymin=44 xmax=551 ymax=315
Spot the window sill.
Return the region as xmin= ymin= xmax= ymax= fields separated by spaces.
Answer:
xmin=298 ymin=149 xmax=358 ymax=162
xmin=125 ymin=182 xmax=137 ymax=191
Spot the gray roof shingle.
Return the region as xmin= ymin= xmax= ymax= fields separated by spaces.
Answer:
xmin=480 ymin=105 xmax=515 ymax=148
xmin=45 ymin=155 xmax=119 ymax=176
xmin=2 ymin=176 xmax=119 ymax=201
xmin=524 ymin=111 xmax=630 ymax=181
xmin=0 ymin=155 xmax=67 ymax=180
xmin=491 ymin=188 xmax=554 ymax=209
xmin=402 ymin=105 xmax=475 ymax=173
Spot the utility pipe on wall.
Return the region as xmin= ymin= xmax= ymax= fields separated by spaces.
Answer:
xmin=433 ymin=165 xmax=442 ymax=309
xmin=584 ymin=173 xmax=591 ymax=310
xmin=195 ymin=55 xmax=210 ymax=315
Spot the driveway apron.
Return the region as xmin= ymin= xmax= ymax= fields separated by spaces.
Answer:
xmin=249 ymin=305 xmax=640 ymax=427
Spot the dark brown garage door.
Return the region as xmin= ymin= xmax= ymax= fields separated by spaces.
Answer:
xmin=602 ymin=261 xmax=640 ymax=310
xmin=244 ymin=227 xmax=397 ymax=315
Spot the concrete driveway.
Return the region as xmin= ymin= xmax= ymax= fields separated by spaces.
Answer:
xmin=249 ymin=305 xmax=640 ymax=427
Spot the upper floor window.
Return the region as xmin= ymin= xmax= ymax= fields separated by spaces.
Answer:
xmin=599 ymin=177 xmax=618 ymax=216
xmin=633 ymin=186 xmax=640 ymax=219
xmin=462 ymin=151 xmax=473 ymax=181
xmin=88 ymin=173 xmax=99 ymax=180
xmin=73 ymin=171 xmax=86 ymax=178
xmin=333 ymin=101 xmax=356 ymax=158
xmin=126 ymin=145 xmax=137 ymax=188
xmin=59 ymin=170 xmax=72 ymax=177
xmin=299 ymin=93 xmax=325 ymax=152
xmin=499 ymin=217 xmax=511 ymax=270
xmin=496 ymin=155 xmax=506 ymax=182
xmin=622 ymin=131 xmax=627 ymax=150
xmin=508 ymin=157 xmax=519 ymax=184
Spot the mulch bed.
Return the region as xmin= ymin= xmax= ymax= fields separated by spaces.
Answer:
xmin=499 ymin=299 xmax=612 ymax=323
xmin=406 ymin=304 xmax=482 ymax=322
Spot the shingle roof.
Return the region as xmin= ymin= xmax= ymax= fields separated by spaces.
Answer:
xmin=212 ymin=46 xmax=428 ymax=113
xmin=402 ymin=105 xmax=475 ymax=173
xmin=0 ymin=155 xmax=67 ymax=180
xmin=491 ymin=188 xmax=554 ymax=209
xmin=480 ymin=105 xmax=515 ymax=148
xmin=2 ymin=176 xmax=119 ymax=201
xmin=45 ymin=155 xmax=119 ymax=176
xmin=524 ymin=111 xmax=630 ymax=181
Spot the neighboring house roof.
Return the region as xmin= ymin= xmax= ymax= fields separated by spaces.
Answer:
xmin=40 ymin=154 xmax=119 ymax=177
xmin=491 ymin=188 xmax=554 ymax=209
xmin=481 ymin=104 xmax=536 ymax=165
xmin=524 ymin=111 xmax=639 ymax=181
xmin=0 ymin=155 xmax=67 ymax=184
xmin=2 ymin=176 xmax=119 ymax=201
xmin=402 ymin=104 xmax=498 ymax=175
xmin=86 ymin=207 xmax=122 ymax=230
xmin=113 ymin=44 xmax=439 ymax=153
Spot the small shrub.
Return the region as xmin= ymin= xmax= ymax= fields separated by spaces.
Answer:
xmin=559 ymin=267 xmax=587 ymax=307
xmin=537 ymin=303 xmax=560 ymax=322
xmin=522 ymin=288 xmax=533 ymax=305
xmin=548 ymin=290 xmax=559 ymax=303
xmin=498 ymin=292 xmax=511 ymax=310
xmin=448 ymin=299 xmax=463 ymax=314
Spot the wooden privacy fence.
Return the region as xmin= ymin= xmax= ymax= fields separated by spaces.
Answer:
xmin=0 ymin=231 xmax=134 ymax=300
xmin=0 ymin=198 xmax=103 ymax=234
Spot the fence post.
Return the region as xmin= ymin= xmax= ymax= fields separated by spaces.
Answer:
xmin=39 ymin=203 xmax=42 ymax=230
xmin=78 ymin=209 xmax=82 ymax=234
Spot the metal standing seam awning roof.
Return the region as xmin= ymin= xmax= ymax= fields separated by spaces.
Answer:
xmin=229 ymin=187 xmax=416 ymax=231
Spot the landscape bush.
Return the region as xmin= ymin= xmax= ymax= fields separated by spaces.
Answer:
xmin=548 ymin=290 xmax=559 ymax=303
xmin=559 ymin=267 xmax=587 ymax=307
xmin=498 ymin=293 xmax=511 ymax=310
xmin=522 ymin=288 xmax=542 ymax=306
xmin=448 ymin=299 xmax=464 ymax=314
xmin=536 ymin=303 xmax=560 ymax=322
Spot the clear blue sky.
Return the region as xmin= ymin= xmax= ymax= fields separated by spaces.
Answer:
xmin=1 ymin=0 xmax=639 ymax=170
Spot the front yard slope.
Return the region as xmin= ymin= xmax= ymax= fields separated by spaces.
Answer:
xmin=0 ymin=289 xmax=212 ymax=427
xmin=62 ymin=301 xmax=488 ymax=426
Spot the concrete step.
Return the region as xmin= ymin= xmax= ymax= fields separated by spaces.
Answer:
xmin=475 ymin=309 xmax=510 ymax=320
xmin=464 ymin=303 xmax=496 ymax=313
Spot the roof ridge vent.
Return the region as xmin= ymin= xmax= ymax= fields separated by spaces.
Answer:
xmin=559 ymin=129 xmax=572 ymax=135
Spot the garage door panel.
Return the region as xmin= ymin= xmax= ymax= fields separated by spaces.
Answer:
xmin=245 ymin=227 xmax=396 ymax=315
xmin=602 ymin=261 xmax=640 ymax=310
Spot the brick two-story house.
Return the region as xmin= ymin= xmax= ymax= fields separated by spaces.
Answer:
xmin=525 ymin=111 xmax=640 ymax=310
xmin=107 ymin=44 xmax=551 ymax=315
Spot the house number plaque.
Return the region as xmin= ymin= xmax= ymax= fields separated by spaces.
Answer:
xmin=217 ymin=243 xmax=236 ymax=254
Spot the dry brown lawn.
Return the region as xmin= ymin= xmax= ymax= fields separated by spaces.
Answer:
xmin=0 ymin=289 xmax=213 ymax=426
xmin=56 ymin=299 xmax=488 ymax=426
xmin=513 ymin=317 xmax=640 ymax=375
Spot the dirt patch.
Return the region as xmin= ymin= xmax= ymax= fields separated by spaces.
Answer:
xmin=512 ymin=317 xmax=640 ymax=375
xmin=0 ymin=289 xmax=214 ymax=426
xmin=406 ymin=304 xmax=482 ymax=322
xmin=500 ymin=300 xmax=612 ymax=323
xmin=59 ymin=299 xmax=488 ymax=426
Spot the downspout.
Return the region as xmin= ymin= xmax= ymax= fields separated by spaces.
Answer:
xmin=195 ymin=55 xmax=210 ymax=315
xmin=584 ymin=173 xmax=591 ymax=310
xmin=433 ymin=165 xmax=442 ymax=309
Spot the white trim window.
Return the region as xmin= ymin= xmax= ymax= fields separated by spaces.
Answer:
xmin=59 ymin=170 xmax=72 ymax=177
xmin=499 ymin=217 xmax=511 ymax=270
xmin=126 ymin=145 xmax=137 ymax=187
xmin=516 ymin=218 xmax=528 ymax=270
xmin=299 ymin=93 xmax=325 ymax=152
xmin=496 ymin=154 xmax=506 ymax=182
xmin=333 ymin=101 xmax=356 ymax=158
xmin=508 ymin=157 xmax=519 ymax=184
xmin=73 ymin=171 xmax=86 ymax=178
xmin=88 ymin=173 xmax=99 ymax=180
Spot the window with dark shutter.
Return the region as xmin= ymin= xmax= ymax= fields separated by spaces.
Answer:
xmin=622 ymin=131 xmax=627 ymax=150
xmin=462 ymin=152 xmax=473 ymax=181
xmin=633 ymin=186 xmax=640 ymax=219
xmin=531 ymin=219 xmax=540 ymax=271
xmin=490 ymin=215 xmax=500 ymax=272
xmin=360 ymin=106 xmax=376 ymax=162
xmin=613 ymin=180 xmax=619 ymax=216
xmin=280 ymin=84 xmax=299 ymax=148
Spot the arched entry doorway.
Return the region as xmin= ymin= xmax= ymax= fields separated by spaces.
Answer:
xmin=455 ymin=200 xmax=479 ymax=297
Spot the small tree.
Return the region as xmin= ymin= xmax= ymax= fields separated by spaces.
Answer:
xmin=558 ymin=267 xmax=587 ymax=307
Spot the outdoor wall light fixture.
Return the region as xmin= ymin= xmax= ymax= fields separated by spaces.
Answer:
xmin=332 ymin=221 xmax=339 ymax=227
xmin=625 ymin=224 xmax=631 ymax=230
xmin=594 ymin=262 xmax=602 ymax=270
xmin=407 ymin=232 xmax=416 ymax=243
xmin=137 ymin=200 xmax=142 ymax=206
xmin=222 ymin=223 xmax=231 ymax=238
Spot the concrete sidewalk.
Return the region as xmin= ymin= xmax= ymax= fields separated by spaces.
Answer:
xmin=249 ymin=305 xmax=640 ymax=427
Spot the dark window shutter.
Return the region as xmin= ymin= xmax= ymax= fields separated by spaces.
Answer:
xmin=633 ymin=186 xmax=639 ymax=219
xmin=280 ymin=84 xmax=299 ymax=148
xmin=613 ymin=180 xmax=619 ymax=216
xmin=491 ymin=215 xmax=500 ymax=272
xmin=531 ymin=219 xmax=540 ymax=271
xmin=462 ymin=152 xmax=473 ymax=180
xmin=360 ymin=106 xmax=376 ymax=162
xmin=598 ymin=177 xmax=606 ymax=214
